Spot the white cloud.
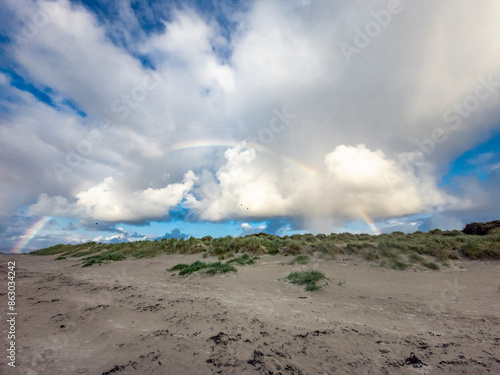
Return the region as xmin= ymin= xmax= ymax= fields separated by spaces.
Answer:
xmin=240 ymin=222 xmax=267 ymax=236
xmin=2 ymin=0 xmax=500 ymax=239
xmin=30 ymin=171 xmax=197 ymax=222
xmin=191 ymin=143 xmax=448 ymax=224
xmin=0 ymin=72 xmax=8 ymax=86
xmin=196 ymin=143 xmax=292 ymax=220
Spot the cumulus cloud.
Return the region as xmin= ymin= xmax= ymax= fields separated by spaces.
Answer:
xmin=28 ymin=141 xmax=451 ymax=227
xmin=30 ymin=171 xmax=197 ymax=222
xmin=189 ymin=143 xmax=448 ymax=224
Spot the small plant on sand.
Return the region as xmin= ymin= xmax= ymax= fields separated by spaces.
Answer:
xmin=167 ymin=260 xmax=238 ymax=276
xmin=288 ymin=254 xmax=311 ymax=266
xmin=167 ymin=254 xmax=258 ymax=276
xmin=284 ymin=270 xmax=329 ymax=291
xmin=169 ymin=260 xmax=208 ymax=275
xmin=338 ymin=279 xmax=346 ymax=287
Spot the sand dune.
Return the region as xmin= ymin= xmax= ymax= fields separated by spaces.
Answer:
xmin=1 ymin=253 xmax=499 ymax=374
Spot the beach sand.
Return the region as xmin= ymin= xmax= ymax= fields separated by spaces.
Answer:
xmin=1 ymin=253 xmax=499 ymax=374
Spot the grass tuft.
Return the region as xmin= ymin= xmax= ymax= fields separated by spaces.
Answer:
xmin=226 ymin=253 xmax=259 ymax=266
xmin=167 ymin=254 xmax=258 ymax=276
xmin=284 ymin=270 xmax=329 ymax=291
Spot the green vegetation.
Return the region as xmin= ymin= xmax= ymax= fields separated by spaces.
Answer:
xmin=408 ymin=252 xmax=440 ymax=270
xmin=284 ymin=270 xmax=329 ymax=291
xmin=389 ymin=259 xmax=408 ymax=271
xmin=167 ymin=254 xmax=259 ymax=276
xmin=29 ymin=229 xmax=500 ymax=270
xmin=461 ymin=240 xmax=500 ymax=259
xmin=167 ymin=260 xmax=236 ymax=276
xmin=363 ymin=250 xmax=379 ymax=261
xmin=314 ymin=241 xmax=343 ymax=259
xmin=81 ymin=252 xmax=126 ymax=267
xmin=226 ymin=253 xmax=259 ymax=266
xmin=288 ymin=254 xmax=311 ymax=265
xmin=423 ymin=261 xmax=440 ymax=270
xmin=409 ymin=252 xmax=425 ymax=263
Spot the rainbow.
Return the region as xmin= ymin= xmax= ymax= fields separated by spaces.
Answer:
xmin=169 ymin=139 xmax=320 ymax=177
xmin=357 ymin=210 xmax=381 ymax=235
xmin=11 ymin=216 xmax=50 ymax=253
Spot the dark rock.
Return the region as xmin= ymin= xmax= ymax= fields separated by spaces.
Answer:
xmin=462 ymin=220 xmax=500 ymax=235
xmin=404 ymin=352 xmax=426 ymax=368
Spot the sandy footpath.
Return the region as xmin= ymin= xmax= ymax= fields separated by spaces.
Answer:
xmin=0 ymin=253 xmax=499 ymax=374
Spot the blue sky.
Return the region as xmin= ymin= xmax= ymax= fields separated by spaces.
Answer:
xmin=1 ymin=0 xmax=500 ymax=252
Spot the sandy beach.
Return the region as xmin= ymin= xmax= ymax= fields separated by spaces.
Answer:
xmin=1 ymin=253 xmax=499 ymax=374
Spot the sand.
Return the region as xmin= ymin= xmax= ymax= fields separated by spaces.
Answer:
xmin=1 ymin=253 xmax=499 ymax=374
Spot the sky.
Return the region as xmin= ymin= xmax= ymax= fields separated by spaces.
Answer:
xmin=1 ymin=0 xmax=500 ymax=252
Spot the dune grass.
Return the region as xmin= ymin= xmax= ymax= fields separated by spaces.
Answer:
xmin=288 ymin=254 xmax=311 ymax=265
xmin=226 ymin=253 xmax=259 ymax=266
xmin=168 ymin=260 xmax=237 ymax=276
xmin=167 ymin=254 xmax=259 ymax=276
xmin=30 ymin=229 xmax=500 ymax=271
xmin=81 ymin=252 xmax=126 ymax=267
xmin=284 ymin=270 xmax=329 ymax=291
xmin=363 ymin=250 xmax=380 ymax=261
